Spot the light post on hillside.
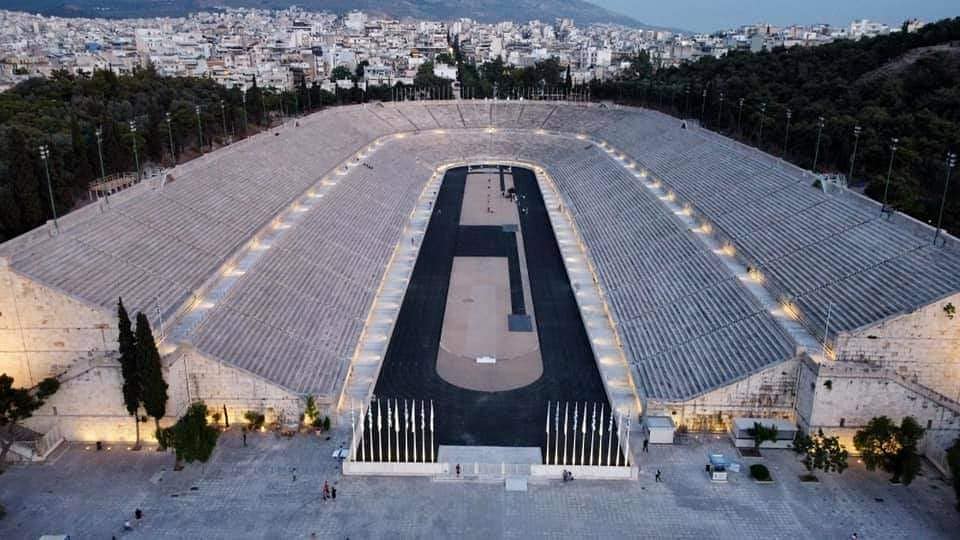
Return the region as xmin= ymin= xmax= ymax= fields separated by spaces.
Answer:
xmin=699 ymin=87 xmax=707 ymax=125
xmin=95 ymin=127 xmax=108 ymax=203
xmin=812 ymin=116 xmax=825 ymax=173
xmin=683 ymin=85 xmax=689 ymax=117
xmin=757 ymin=102 xmax=767 ymax=146
xmin=165 ymin=112 xmax=175 ymax=164
xmin=129 ymin=120 xmax=140 ymax=182
xmin=195 ymin=105 xmax=204 ymax=154
xmin=38 ymin=144 xmax=58 ymax=233
xmin=220 ymin=99 xmax=228 ymax=143
xmin=717 ymin=93 xmax=724 ymax=129
xmin=934 ymin=152 xmax=956 ymax=244
xmin=241 ymin=88 xmax=248 ymax=134
xmin=881 ymin=137 xmax=899 ymax=214
xmin=783 ymin=109 xmax=792 ymax=159
xmin=848 ymin=125 xmax=862 ymax=184
xmin=737 ymin=98 xmax=744 ymax=135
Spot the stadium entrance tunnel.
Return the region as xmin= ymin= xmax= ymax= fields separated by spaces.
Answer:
xmin=371 ymin=165 xmax=617 ymax=457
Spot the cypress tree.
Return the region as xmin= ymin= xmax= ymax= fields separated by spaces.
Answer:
xmin=135 ymin=312 xmax=168 ymax=433
xmin=117 ymin=297 xmax=142 ymax=449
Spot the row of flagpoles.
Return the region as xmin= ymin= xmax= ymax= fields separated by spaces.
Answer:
xmin=546 ymin=401 xmax=630 ymax=467
xmin=351 ymin=398 xmax=436 ymax=463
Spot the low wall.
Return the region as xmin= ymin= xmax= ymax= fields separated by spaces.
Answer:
xmin=342 ymin=461 xmax=446 ymax=477
xmin=531 ymin=464 xmax=638 ymax=480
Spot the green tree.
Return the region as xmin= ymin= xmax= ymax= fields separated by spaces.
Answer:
xmin=749 ymin=421 xmax=779 ymax=453
xmin=330 ymin=66 xmax=353 ymax=82
xmin=947 ymin=437 xmax=960 ymax=512
xmin=117 ymin=298 xmax=143 ymax=449
xmin=793 ymin=429 xmax=849 ymax=478
xmin=156 ymin=402 xmax=219 ymax=467
xmin=135 ymin=312 xmax=167 ymax=432
xmin=0 ymin=374 xmax=60 ymax=470
xmin=853 ymin=416 xmax=925 ymax=484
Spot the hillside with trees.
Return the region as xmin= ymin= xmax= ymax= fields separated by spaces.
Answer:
xmin=0 ymin=66 xmax=338 ymax=242
xmin=597 ymin=17 xmax=960 ymax=236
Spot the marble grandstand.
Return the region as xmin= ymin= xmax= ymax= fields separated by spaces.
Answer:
xmin=1 ymin=101 xmax=958 ymax=469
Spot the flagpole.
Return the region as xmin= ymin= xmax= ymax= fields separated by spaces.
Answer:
xmin=563 ymin=402 xmax=569 ymax=465
xmin=545 ymin=401 xmax=551 ymax=465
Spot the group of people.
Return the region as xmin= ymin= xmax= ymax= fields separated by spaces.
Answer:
xmin=322 ymin=480 xmax=337 ymax=501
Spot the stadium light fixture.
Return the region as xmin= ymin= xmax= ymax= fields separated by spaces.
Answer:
xmin=94 ymin=127 xmax=108 ymax=203
xmin=758 ymin=102 xmax=767 ymax=146
xmin=128 ymin=120 xmax=141 ymax=183
xmin=812 ymin=116 xmax=825 ymax=173
xmin=848 ymin=125 xmax=862 ymax=184
xmin=737 ymin=98 xmax=745 ymax=135
xmin=195 ymin=105 xmax=204 ymax=154
xmin=783 ymin=109 xmax=792 ymax=159
xmin=38 ymin=144 xmax=59 ymax=232
xmin=934 ymin=152 xmax=956 ymax=244
xmin=881 ymin=137 xmax=899 ymax=214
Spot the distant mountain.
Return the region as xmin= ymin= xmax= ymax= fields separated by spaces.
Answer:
xmin=0 ymin=0 xmax=664 ymax=28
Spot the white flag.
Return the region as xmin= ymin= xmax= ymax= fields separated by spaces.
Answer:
xmin=394 ymin=399 xmax=400 ymax=433
xmin=545 ymin=401 xmax=550 ymax=434
xmin=421 ymin=399 xmax=425 ymax=430
xmin=430 ymin=400 xmax=435 ymax=432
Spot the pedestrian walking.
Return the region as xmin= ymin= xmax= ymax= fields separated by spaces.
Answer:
xmin=455 ymin=463 xmax=461 ymax=477
xmin=655 ymin=469 xmax=662 ymax=482
xmin=643 ymin=439 xmax=649 ymax=452
xmin=322 ymin=480 xmax=330 ymax=501
xmin=292 ymin=467 xmax=297 ymax=482
xmin=242 ymin=429 xmax=247 ymax=447
xmin=331 ymin=486 xmax=337 ymax=500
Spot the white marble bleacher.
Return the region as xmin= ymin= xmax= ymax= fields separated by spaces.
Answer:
xmin=189 ymin=141 xmax=432 ymax=396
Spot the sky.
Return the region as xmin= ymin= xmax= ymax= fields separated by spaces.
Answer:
xmin=592 ymin=0 xmax=958 ymax=32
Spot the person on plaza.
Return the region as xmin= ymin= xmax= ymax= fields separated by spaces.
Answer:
xmin=135 ymin=508 xmax=143 ymax=521
xmin=643 ymin=438 xmax=649 ymax=452
xmin=455 ymin=463 xmax=461 ymax=477
xmin=322 ymin=480 xmax=330 ymax=501
xmin=331 ymin=486 xmax=337 ymax=500
xmin=242 ymin=428 xmax=247 ymax=447
xmin=655 ymin=469 xmax=662 ymax=482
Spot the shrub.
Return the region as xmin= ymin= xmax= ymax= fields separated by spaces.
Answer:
xmin=211 ymin=412 xmax=221 ymax=425
xmin=243 ymin=410 xmax=265 ymax=430
xmin=750 ymin=464 xmax=772 ymax=481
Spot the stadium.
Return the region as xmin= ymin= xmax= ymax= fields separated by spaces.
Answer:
xmin=2 ymin=101 xmax=959 ymax=472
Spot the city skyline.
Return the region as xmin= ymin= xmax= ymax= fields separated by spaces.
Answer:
xmin=595 ymin=0 xmax=956 ymax=32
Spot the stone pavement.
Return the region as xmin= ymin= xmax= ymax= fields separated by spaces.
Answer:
xmin=1 ymin=429 xmax=957 ymax=539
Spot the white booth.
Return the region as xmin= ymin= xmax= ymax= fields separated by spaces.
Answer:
xmin=643 ymin=416 xmax=676 ymax=445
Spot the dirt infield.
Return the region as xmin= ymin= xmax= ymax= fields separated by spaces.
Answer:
xmin=437 ymin=257 xmax=542 ymax=391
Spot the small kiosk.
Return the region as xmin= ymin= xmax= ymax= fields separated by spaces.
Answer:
xmin=706 ymin=454 xmax=729 ymax=482
xmin=643 ymin=416 xmax=676 ymax=445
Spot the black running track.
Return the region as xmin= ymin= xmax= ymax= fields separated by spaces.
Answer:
xmin=371 ymin=166 xmax=615 ymax=458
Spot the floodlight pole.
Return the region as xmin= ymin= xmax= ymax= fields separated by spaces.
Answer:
xmin=881 ymin=137 xmax=899 ymax=214
xmin=848 ymin=125 xmax=861 ymax=184
xmin=95 ymin=128 xmax=108 ymax=204
xmin=812 ymin=116 xmax=825 ymax=173
xmin=165 ymin=112 xmax=175 ymax=164
xmin=783 ymin=109 xmax=792 ymax=159
xmin=737 ymin=98 xmax=744 ymax=135
xmin=717 ymin=92 xmax=724 ymax=129
xmin=934 ymin=152 xmax=956 ymax=244
xmin=195 ymin=105 xmax=204 ymax=153
xmin=129 ymin=120 xmax=140 ymax=182
xmin=241 ymin=89 xmax=248 ymax=133
xmin=38 ymin=144 xmax=59 ymax=232
xmin=757 ymin=102 xmax=766 ymax=146
xmin=699 ymin=87 xmax=707 ymax=125
xmin=220 ymin=99 xmax=228 ymax=143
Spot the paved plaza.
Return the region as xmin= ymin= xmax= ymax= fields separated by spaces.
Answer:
xmin=2 ymin=428 xmax=957 ymax=539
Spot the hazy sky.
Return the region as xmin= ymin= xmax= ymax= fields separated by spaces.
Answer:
xmin=592 ymin=0 xmax=958 ymax=32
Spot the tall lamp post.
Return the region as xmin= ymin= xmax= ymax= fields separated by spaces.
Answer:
xmin=758 ymin=102 xmax=767 ymax=146
xmin=783 ymin=109 xmax=792 ymax=159
xmin=241 ymin=88 xmax=249 ymax=134
xmin=812 ymin=116 xmax=825 ymax=173
xmin=683 ymin=85 xmax=690 ymax=117
xmin=717 ymin=92 xmax=725 ymax=129
xmin=95 ymin=127 xmax=108 ymax=203
xmin=848 ymin=125 xmax=862 ymax=184
xmin=737 ymin=98 xmax=744 ymax=135
xmin=220 ymin=99 xmax=228 ymax=143
xmin=129 ymin=120 xmax=140 ymax=182
xmin=38 ymin=144 xmax=59 ymax=232
xmin=881 ymin=137 xmax=899 ymax=214
xmin=934 ymin=152 xmax=956 ymax=244
xmin=165 ymin=112 xmax=175 ymax=164
xmin=699 ymin=87 xmax=707 ymax=125
xmin=195 ymin=105 xmax=204 ymax=154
